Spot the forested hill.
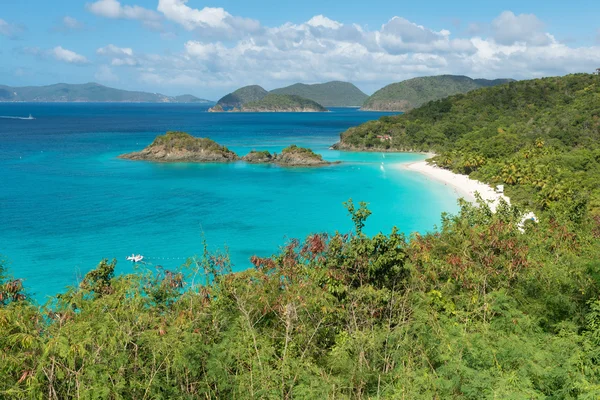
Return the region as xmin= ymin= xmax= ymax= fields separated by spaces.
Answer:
xmin=270 ymin=81 xmax=368 ymax=107
xmin=0 ymin=83 xmax=212 ymax=103
xmin=216 ymin=85 xmax=269 ymax=108
xmin=361 ymin=75 xmax=513 ymax=111
xmin=241 ymin=94 xmax=328 ymax=112
xmin=339 ymin=73 xmax=600 ymax=214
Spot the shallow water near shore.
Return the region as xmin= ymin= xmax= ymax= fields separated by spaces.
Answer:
xmin=0 ymin=103 xmax=460 ymax=302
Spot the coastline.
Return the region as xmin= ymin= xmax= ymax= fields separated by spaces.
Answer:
xmin=399 ymin=160 xmax=511 ymax=212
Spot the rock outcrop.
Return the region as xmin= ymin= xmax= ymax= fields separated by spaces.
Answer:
xmin=119 ymin=131 xmax=239 ymax=163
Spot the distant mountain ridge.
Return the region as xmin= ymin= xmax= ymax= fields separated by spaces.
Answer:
xmin=361 ymin=75 xmax=514 ymax=111
xmin=0 ymin=83 xmax=213 ymax=103
xmin=270 ymin=81 xmax=368 ymax=107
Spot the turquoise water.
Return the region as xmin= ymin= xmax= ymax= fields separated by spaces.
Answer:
xmin=0 ymin=104 xmax=459 ymax=302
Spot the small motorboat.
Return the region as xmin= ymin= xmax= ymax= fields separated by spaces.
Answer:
xmin=126 ymin=254 xmax=144 ymax=262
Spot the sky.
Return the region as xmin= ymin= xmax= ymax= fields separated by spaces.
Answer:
xmin=1 ymin=0 xmax=599 ymax=100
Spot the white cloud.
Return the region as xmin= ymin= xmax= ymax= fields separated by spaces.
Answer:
xmin=157 ymin=0 xmax=261 ymax=38
xmin=307 ymin=15 xmax=342 ymax=30
xmin=97 ymin=44 xmax=133 ymax=56
xmin=79 ymin=6 xmax=599 ymax=97
xmin=87 ymin=0 xmax=161 ymax=29
xmin=0 ymin=18 xmax=23 ymax=39
xmin=491 ymin=11 xmax=552 ymax=46
xmin=52 ymin=46 xmax=89 ymax=64
xmin=97 ymin=44 xmax=138 ymax=66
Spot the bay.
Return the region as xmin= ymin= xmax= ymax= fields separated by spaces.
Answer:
xmin=0 ymin=103 xmax=459 ymax=301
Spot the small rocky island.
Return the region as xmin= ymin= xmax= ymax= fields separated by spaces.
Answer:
xmin=119 ymin=131 xmax=239 ymax=163
xmin=120 ymin=132 xmax=336 ymax=167
xmin=242 ymin=145 xmax=335 ymax=166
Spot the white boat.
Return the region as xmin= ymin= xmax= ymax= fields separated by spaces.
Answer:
xmin=126 ymin=254 xmax=144 ymax=262
xmin=26 ymin=114 xmax=35 ymax=120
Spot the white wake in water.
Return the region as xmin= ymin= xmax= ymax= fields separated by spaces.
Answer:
xmin=0 ymin=115 xmax=35 ymax=120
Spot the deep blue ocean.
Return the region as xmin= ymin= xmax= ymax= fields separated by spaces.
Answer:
xmin=0 ymin=103 xmax=459 ymax=302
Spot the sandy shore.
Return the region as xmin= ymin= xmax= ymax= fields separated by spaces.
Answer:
xmin=399 ymin=160 xmax=511 ymax=212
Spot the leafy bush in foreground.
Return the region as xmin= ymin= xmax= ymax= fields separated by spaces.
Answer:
xmin=2 ymin=198 xmax=600 ymax=398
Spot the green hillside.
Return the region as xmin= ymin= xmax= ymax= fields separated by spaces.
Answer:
xmin=361 ymin=75 xmax=513 ymax=111
xmin=0 ymin=83 xmax=212 ymax=103
xmin=241 ymin=94 xmax=327 ymax=112
xmin=217 ymin=85 xmax=268 ymax=108
xmin=341 ymin=73 xmax=600 ymax=214
xmin=270 ymin=81 xmax=368 ymax=107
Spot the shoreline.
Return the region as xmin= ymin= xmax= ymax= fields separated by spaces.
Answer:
xmin=398 ymin=160 xmax=511 ymax=212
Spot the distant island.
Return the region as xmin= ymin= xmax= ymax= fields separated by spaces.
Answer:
xmin=270 ymin=81 xmax=368 ymax=107
xmin=240 ymin=94 xmax=327 ymax=112
xmin=215 ymin=85 xmax=269 ymax=108
xmin=210 ymin=93 xmax=327 ymax=112
xmin=120 ymin=131 xmax=334 ymax=166
xmin=361 ymin=75 xmax=514 ymax=112
xmin=0 ymin=83 xmax=213 ymax=103
xmin=119 ymin=131 xmax=238 ymax=163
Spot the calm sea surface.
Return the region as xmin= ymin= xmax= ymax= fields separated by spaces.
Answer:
xmin=0 ymin=104 xmax=459 ymax=302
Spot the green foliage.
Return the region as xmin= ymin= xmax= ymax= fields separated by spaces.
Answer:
xmin=217 ymin=85 xmax=269 ymax=107
xmin=2 ymin=199 xmax=600 ymax=398
xmin=150 ymin=131 xmax=236 ymax=156
xmin=243 ymin=94 xmax=328 ymax=111
xmin=0 ymin=258 xmax=27 ymax=306
xmin=79 ymin=258 xmax=116 ymax=297
xmin=281 ymin=144 xmax=320 ymax=157
xmin=342 ymin=74 xmax=600 ymax=215
xmin=343 ymin=198 xmax=372 ymax=235
xmin=361 ymin=74 xmax=513 ymax=111
xmin=271 ymin=81 xmax=368 ymax=107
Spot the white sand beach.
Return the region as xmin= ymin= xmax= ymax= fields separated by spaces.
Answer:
xmin=399 ymin=160 xmax=511 ymax=212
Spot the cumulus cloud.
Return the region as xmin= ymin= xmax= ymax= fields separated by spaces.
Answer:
xmin=87 ymin=0 xmax=161 ymax=29
xmin=81 ymin=5 xmax=599 ymax=96
xmin=97 ymin=44 xmax=137 ymax=66
xmin=52 ymin=46 xmax=89 ymax=64
xmin=97 ymin=44 xmax=133 ymax=56
xmin=0 ymin=18 xmax=24 ymax=39
xmin=307 ymin=15 xmax=342 ymax=30
xmin=491 ymin=11 xmax=552 ymax=46
xmin=378 ymin=17 xmax=476 ymax=54
xmin=157 ymin=0 xmax=261 ymax=38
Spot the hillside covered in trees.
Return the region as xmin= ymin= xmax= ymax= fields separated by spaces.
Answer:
xmin=216 ymin=85 xmax=269 ymax=108
xmin=241 ymin=94 xmax=328 ymax=112
xmin=271 ymin=81 xmax=368 ymax=107
xmin=360 ymin=75 xmax=513 ymax=111
xmin=3 ymin=73 xmax=600 ymax=398
xmin=340 ymin=73 xmax=600 ymax=215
